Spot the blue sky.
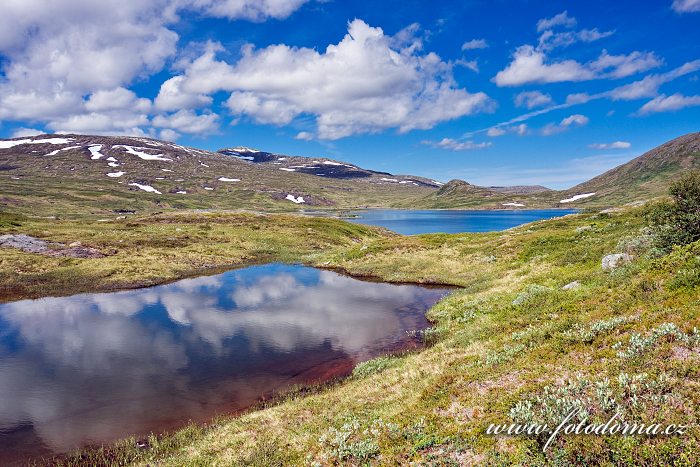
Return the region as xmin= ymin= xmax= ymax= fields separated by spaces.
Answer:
xmin=0 ymin=0 xmax=698 ymax=188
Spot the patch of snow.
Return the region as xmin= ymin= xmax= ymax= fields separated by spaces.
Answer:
xmin=218 ymin=177 xmax=240 ymax=182
xmin=108 ymin=162 xmax=120 ymax=167
xmin=44 ymin=145 xmax=81 ymax=156
xmin=502 ymin=202 xmax=526 ymax=207
xmin=11 ymin=176 xmax=20 ymax=180
xmin=161 ymin=168 xmax=173 ymax=172
xmin=204 ymin=187 xmax=214 ymax=190
xmin=106 ymin=157 xmax=117 ymax=162
xmin=230 ymin=146 xmax=260 ymax=153
xmin=200 ymin=162 xmax=209 ymax=167
xmin=113 ymin=145 xmax=172 ymax=161
xmin=560 ymin=192 xmax=596 ymax=203
xmin=399 ymin=181 xmax=410 ymax=184
xmin=279 ymin=168 xmax=296 ymax=172
xmin=155 ymin=177 xmax=165 ymax=180
xmin=285 ymin=194 xmax=305 ymax=204
xmin=432 ymin=180 xmax=444 ymax=185
xmin=231 ymin=155 xmax=254 ymax=161
xmin=0 ymin=137 xmax=73 ymax=149
xmin=278 ymin=157 xmax=287 ymax=161
xmin=107 ymin=171 xmax=125 ymax=178
xmin=129 ymin=183 xmax=161 ymax=194
xmin=176 ymin=191 xmax=187 ymax=194
xmin=89 ymin=145 xmax=106 ymax=160
xmin=323 ymin=161 xmax=342 ymax=165
xmin=380 ymin=178 xmax=399 ymax=182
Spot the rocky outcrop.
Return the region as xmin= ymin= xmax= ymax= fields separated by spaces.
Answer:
xmin=0 ymin=234 xmax=104 ymax=258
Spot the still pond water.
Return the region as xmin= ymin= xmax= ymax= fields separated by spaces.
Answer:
xmin=346 ymin=209 xmax=577 ymax=235
xmin=0 ymin=263 xmax=449 ymax=464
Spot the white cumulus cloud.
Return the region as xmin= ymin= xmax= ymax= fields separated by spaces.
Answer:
xmin=159 ymin=20 xmax=494 ymax=139
xmin=152 ymin=109 xmax=220 ymax=134
xmin=0 ymin=0 xmax=311 ymax=136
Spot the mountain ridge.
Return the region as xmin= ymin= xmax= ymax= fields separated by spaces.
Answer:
xmin=1 ymin=131 xmax=698 ymax=215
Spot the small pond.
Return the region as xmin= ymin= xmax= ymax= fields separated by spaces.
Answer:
xmin=0 ymin=263 xmax=450 ymax=464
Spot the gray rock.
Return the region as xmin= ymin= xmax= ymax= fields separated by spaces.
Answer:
xmin=0 ymin=234 xmax=104 ymax=258
xmin=602 ymin=253 xmax=633 ymax=271
xmin=562 ymin=280 xmax=581 ymax=290
xmin=0 ymin=234 xmax=50 ymax=253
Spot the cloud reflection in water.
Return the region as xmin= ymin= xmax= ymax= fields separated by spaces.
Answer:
xmin=0 ymin=263 xmax=449 ymax=463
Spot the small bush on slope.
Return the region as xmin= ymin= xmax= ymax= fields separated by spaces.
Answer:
xmin=647 ymin=171 xmax=700 ymax=251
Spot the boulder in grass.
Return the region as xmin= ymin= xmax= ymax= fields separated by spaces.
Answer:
xmin=602 ymin=253 xmax=632 ymax=271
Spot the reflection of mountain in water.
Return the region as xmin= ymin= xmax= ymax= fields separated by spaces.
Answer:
xmin=0 ymin=264 xmax=449 ymax=464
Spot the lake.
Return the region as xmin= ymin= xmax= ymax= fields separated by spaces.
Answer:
xmin=346 ymin=209 xmax=578 ymax=235
xmin=0 ymin=263 xmax=449 ymax=464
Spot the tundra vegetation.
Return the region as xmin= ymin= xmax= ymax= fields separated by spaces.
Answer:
xmin=1 ymin=173 xmax=697 ymax=466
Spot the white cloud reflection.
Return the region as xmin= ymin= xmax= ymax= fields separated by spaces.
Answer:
xmin=0 ymin=264 xmax=447 ymax=460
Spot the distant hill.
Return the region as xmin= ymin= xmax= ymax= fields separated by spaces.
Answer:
xmin=218 ymin=146 xmax=441 ymax=187
xmin=558 ymin=132 xmax=700 ymax=206
xmin=416 ymin=179 xmax=554 ymax=209
xmin=0 ymin=134 xmax=436 ymax=216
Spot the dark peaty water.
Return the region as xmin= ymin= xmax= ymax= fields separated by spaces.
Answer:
xmin=346 ymin=209 xmax=578 ymax=235
xmin=0 ymin=263 xmax=449 ymax=464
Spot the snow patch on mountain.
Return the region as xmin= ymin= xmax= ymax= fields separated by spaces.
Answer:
xmin=89 ymin=145 xmax=106 ymax=160
xmin=129 ymin=183 xmax=161 ymax=194
xmin=218 ymin=177 xmax=240 ymax=182
xmin=113 ymin=145 xmax=172 ymax=161
xmin=285 ymin=194 xmax=305 ymax=204
xmin=0 ymin=137 xmax=73 ymax=149
xmin=43 ymin=145 xmax=81 ymax=156
xmin=107 ymin=171 xmax=125 ymax=178
xmin=560 ymin=193 xmax=596 ymax=203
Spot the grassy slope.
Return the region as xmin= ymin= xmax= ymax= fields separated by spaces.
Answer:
xmin=29 ymin=207 xmax=699 ymax=466
xmin=0 ymin=211 xmax=387 ymax=302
